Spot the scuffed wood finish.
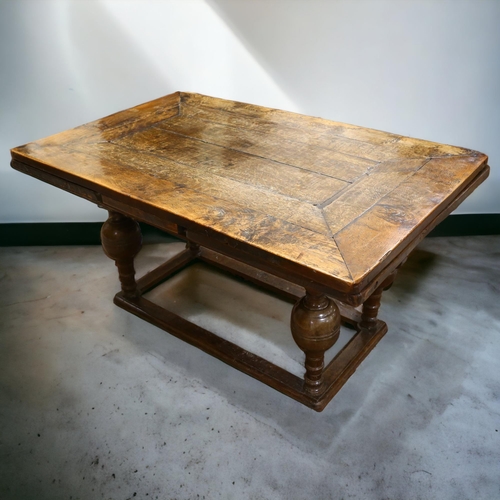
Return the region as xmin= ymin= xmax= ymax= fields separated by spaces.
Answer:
xmin=10 ymin=92 xmax=490 ymax=410
xmin=10 ymin=91 xmax=489 ymax=303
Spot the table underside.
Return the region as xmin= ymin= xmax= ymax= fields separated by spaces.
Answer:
xmin=114 ymin=240 xmax=388 ymax=412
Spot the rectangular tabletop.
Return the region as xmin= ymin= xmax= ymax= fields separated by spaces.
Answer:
xmin=11 ymin=92 xmax=489 ymax=299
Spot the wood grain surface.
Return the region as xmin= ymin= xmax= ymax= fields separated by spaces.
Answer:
xmin=11 ymin=92 xmax=489 ymax=296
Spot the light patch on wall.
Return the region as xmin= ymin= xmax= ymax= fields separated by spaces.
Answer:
xmin=99 ymin=0 xmax=297 ymax=112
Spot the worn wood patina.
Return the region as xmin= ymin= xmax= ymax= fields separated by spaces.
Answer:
xmin=11 ymin=92 xmax=489 ymax=410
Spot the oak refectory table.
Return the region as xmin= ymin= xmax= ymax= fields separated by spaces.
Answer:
xmin=11 ymin=92 xmax=489 ymax=411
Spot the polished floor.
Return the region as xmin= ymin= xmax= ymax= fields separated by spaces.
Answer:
xmin=0 ymin=236 xmax=499 ymax=500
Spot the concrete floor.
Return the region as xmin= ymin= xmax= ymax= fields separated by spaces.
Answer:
xmin=0 ymin=236 xmax=499 ymax=500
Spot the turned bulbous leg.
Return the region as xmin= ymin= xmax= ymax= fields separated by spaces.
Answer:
xmin=359 ymin=272 xmax=396 ymax=331
xmin=101 ymin=211 xmax=143 ymax=298
xmin=291 ymin=291 xmax=341 ymax=394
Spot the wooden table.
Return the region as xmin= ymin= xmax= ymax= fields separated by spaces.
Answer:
xmin=11 ymin=92 xmax=489 ymax=411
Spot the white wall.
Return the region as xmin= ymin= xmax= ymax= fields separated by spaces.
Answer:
xmin=1 ymin=0 xmax=498 ymax=223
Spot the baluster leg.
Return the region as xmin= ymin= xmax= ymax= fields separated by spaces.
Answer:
xmin=101 ymin=211 xmax=143 ymax=298
xmin=359 ymin=272 xmax=396 ymax=331
xmin=291 ymin=290 xmax=341 ymax=395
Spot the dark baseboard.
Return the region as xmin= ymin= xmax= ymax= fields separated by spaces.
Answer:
xmin=0 ymin=214 xmax=498 ymax=247
xmin=426 ymin=214 xmax=499 ymax=237
xmin=0 ymin=222 xmax=179 ymax=247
